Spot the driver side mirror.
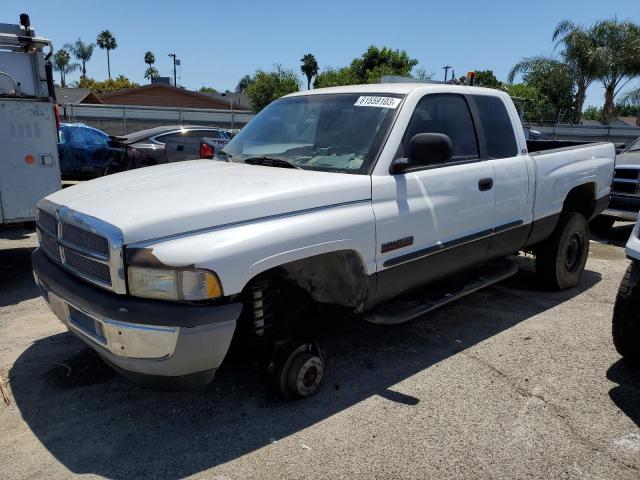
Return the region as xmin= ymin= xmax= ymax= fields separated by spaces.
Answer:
xmin=390 ymin=133 xmax=453 ymax=174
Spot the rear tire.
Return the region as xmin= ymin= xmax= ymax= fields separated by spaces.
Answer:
xmin=589 ymin=216 xmax=615 ymax=234
xmin=535 ymin=212 xmax=589 ymax=290
xmin=612 ymin=261 xmax=640 ymax=363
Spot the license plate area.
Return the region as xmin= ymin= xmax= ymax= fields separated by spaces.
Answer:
xmin=68 ymin=306 xmax=106 ymax=343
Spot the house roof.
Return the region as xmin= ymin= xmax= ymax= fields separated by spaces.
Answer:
xmin=98 ymin=83 xmax=249 ymax=110
xmin=55 ymin=87 xmax=103 ymax=104
xmin=616 ymin=116 xmax=640 ymax=127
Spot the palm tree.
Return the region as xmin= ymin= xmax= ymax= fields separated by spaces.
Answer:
xmin=300 ymin=53 xmax=318 ymax=90
xmin=144 ymin=66 xmax=159 ymax=81
xmin=589 ymin=18 xmax=640 ymax=124
xmin=553 ymin=20 xmax=600 ymax=123
xmin=235 ymin=74 xmax=252 ymax=93
xmin=144 ymin=51 xmax=155 ymax=68
xmin=96 ymin=30 xmax=117 ymax=79
xmin=65 ymin=38 xmax=95 ymax=79
xmin=53 ymin=49 xmax=80 ymax=87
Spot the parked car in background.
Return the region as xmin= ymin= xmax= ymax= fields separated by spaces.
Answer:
xmin=591 ymin=135 xmax=640 ymax=232
xmin=110 ymin=125 xmax=230 ymax=167
xmin=58 ymin=123 xmax=121 ymax=179
xmin=612 ymin=217 xmax=640 ymax=363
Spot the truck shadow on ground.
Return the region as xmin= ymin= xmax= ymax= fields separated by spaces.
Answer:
xmin=10 ymin=258 xmax=602 ymax=479
xmin=591 ymin=222 xmax=634 ymax=248
xmin=0 ymin=246 xmax=39 ymax=306
xmin=607 ymin=359 xmax=640 ymax=427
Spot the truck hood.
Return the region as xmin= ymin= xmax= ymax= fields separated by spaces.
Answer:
xmin=45 ymin=160 xmax=372 ymax=244
xmin=615 ymin=151 xmax=640 ymax=167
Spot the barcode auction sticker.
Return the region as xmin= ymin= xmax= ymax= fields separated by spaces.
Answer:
xmin=354 ymin=96 xmax=401 ymax=109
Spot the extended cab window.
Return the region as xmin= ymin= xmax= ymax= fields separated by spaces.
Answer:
xmin=401 ymin=94 xmax=479 ymax=163
xmin=221 ymin=93 xmax=403 ymax=173
xmin=473 ymin=95 xmax=518 ymax=159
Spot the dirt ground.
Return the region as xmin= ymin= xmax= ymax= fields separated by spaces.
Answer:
xmin=0 ymin=223 xmax=639 ymax=479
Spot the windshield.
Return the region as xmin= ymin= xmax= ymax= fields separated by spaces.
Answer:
xmin=627 ymin=136 xmax=640 ymax=152
xmin=220 ymin=93 xmax=404 ymax=173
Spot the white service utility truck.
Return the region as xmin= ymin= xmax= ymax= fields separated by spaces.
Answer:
xmin=32 ymin=84 xmax=615 ymax=397
xmin=0 ymin=14 xmax=60 ymax=226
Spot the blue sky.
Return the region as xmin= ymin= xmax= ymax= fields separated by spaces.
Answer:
xmin=5 ymin=0 xmax=639 ymax=109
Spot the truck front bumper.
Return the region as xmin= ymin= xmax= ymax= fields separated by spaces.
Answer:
xmin=32 ymin=248 xmax=242 ymax=388
xmin=602 ymin=194 xmax=640 ymax=222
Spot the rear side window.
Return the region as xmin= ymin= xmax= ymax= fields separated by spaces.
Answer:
xmin=473 ymin=95 xmax=518 ymax=159
xmin=403 ymin=94 xmax=479 ymax=162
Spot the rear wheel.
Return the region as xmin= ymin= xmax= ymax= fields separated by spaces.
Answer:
xmin=535 ymin=212 xmax=589 ymax=290
xmin=613 ymin=261 xmax=640 ymax=363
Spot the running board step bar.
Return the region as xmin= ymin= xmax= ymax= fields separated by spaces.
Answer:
xmin=363 ymin=259 xmax=518 ymax=325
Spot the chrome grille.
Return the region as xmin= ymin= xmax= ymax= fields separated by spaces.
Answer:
xmin=61 ymin=223 xmax=109 ymax=257
xmin=38 ymin=228 xmax=61 ymax=264
xmin=62 ymin=247 xmax=111 ymax=285
xmin=37 ymin=209 xmax=57 ymax=236
xmin=35 ymin=205 xmax=125 ymax=294
xmin=612 ymin=168 xmax=640 ymax=197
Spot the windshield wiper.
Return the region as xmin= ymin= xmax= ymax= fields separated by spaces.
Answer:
xmin=243 ymin=156 xmax=301 ymax=169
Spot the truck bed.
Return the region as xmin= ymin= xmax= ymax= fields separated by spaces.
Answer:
xmin=527 ymin=139 xmax=604 ymax=155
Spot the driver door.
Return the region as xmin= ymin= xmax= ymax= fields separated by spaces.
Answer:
xmin=372 ymin=93 xmax=496 ymax=299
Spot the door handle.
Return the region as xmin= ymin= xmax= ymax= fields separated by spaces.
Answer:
xmin=478 ymin=178 xmax=493 ymax=191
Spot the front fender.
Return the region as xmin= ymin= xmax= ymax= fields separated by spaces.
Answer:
xmin=125 ymin=201 xmax=376 ymax=296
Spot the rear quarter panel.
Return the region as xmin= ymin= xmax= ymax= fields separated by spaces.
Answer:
xmin=531 ymin=143 xmax=615 ymax=220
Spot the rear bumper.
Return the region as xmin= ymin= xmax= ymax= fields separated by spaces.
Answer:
xmin=32 ymin=248 xmax=241 ymax=386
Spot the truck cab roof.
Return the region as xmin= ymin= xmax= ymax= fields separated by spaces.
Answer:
xmin=284 ymin=82 xmax=510 ymax=99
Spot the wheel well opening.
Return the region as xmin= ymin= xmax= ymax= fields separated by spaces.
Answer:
xmin=563 ymin=183 xmax=596 ymax=219
xmin=243 ymin=250 xmax=369 ymax=310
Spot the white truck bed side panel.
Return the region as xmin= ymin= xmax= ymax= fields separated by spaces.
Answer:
xmin=531 ymin=143 xmax=615 ymax=221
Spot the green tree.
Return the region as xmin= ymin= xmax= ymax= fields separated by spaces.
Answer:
xmin=581 ymin=105 xmax=602 ymax=121
xmin=314 ymin=66 xmax=359 ymax=88
xmin=96 ymin=30 xmax=117 ymax=79
xmin=65 ymin=38 xmax=95 ymax=79
xmin=144 ymin=67 xmax=159 ymax=81
xmin=314 ymin=45 xmax=419 ymax=88
xmin=505 ymin=83 xmax=557 ymax=124
xmin=552 ymin=20 xmax=601 ymax=123
xmin=508 ymin=56 xmax=575 ymax=123
xmin=236 ymin=74 xmax=252 ymax=93
xmin=589 ymin=18 xmax=640 ymax=124
xmin=78 ymin=75 xmax=139 ymax=94
xmin=414 ymin=68 xmax=434 ymax=80
xmin=198 ymin=86 xmax=218 ymax=93
xmin=53 ymin=49 xmax=79 ymax=87
xmin=471 ymin=70 xmax=502 ymax=88
xmin=144 ymin=51 xmax=155 ymax=67
xmin=300 ymin=53 xmax=319 ymax=90
xmin=351 ymin=46 xmax=418 ymax=83
xmin=245 ymin=65 xmax=300 ymax=112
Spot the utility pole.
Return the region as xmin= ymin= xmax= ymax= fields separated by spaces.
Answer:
xmin=442 ymin=65 xmax=452 ymax=82
xmin=168 ymin=53 xmax=177 ymax=87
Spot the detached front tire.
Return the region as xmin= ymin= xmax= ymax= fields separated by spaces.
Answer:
xmin=535 ymin=212 xmax=589 ymax=290
xmin=613 ymin=261 xmax=640 ymax=363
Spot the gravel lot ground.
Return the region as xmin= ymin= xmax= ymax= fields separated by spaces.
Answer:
xmin=0 ymin=223 xmax=639 ymax=479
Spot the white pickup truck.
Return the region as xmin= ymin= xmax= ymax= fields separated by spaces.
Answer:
xmin=32 ymin=84 xmax=614 ymax=397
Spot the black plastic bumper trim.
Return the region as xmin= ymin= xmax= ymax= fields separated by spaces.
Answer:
xmin=32 ymin=248 xmax=242 ymax=328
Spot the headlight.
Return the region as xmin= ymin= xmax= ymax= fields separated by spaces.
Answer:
xmin=127 ymin=267 xmax=222 ymax=301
